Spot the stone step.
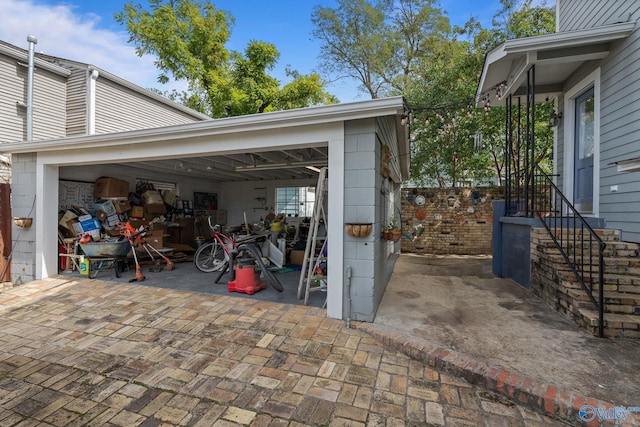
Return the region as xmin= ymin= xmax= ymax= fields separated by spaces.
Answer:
xmin=576 ymin=308 xmax=640 ymax=338
xmin=563 ymin=289 xmax=639 ymax=314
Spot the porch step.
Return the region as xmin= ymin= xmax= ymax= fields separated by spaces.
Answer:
xmin=576 ymin=308 xmax=640 ymax=338
xmin=567 ymin=289 xmax=640 ymax=314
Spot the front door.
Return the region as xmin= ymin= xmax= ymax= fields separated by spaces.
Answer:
xmin=574 ymin=87 xmax=595 ymax=213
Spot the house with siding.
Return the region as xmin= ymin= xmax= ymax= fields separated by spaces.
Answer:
xmin=0 ymin=38 xmax=410 ymax=323
xmin=477 ymin=0 xmax=640 ymax=337
xmin=0 ymin=39 xmax=210 ymax=145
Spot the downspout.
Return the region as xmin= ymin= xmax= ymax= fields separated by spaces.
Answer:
xmin=26 ymin=35 xmax=37 ymax=142
xmin=345 ymin=265 xmax=352 ymax=328
xmin=87 ymin=68 xmax=99 ymax=135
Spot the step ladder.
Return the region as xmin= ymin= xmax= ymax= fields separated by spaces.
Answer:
xmin=297 ymin=167 xmax=328 ymax=306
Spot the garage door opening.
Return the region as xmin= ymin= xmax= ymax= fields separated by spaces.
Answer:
xmin=56 ymin=145 xmax=329 ymax=308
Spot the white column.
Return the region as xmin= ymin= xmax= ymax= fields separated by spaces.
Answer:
xmin=326 ymin=127 xmax=345 ymax=319
xmin=36 ymin=162 xmax=59 ymax=279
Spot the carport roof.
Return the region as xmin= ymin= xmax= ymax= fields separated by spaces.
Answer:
xmin=0 ymin=96 xmax=410 ymax=182
xmin=476 ymin=21 xmax=636 ymax=107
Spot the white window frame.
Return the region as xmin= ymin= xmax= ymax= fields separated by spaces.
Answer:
xmin=563 ymin=68 xmax=600 ymax=217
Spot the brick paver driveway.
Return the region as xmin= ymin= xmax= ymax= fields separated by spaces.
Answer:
xmin=0 ymin=277 xmax=565 ymax=426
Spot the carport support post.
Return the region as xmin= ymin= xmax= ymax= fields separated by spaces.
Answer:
xmin=326 ymin=133 xmax=345 ymax=319
xmin=36 ymin=162 xmax=59 ymax=279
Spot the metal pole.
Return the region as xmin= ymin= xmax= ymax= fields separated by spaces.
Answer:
xmin=26 ymin=35 xmax=37 ymax=142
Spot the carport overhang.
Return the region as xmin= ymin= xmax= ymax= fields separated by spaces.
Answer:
xmin=1 ymin=96 xmax=410 ymax=320
xmin=476 ymin=21 xmax=636 ymax=106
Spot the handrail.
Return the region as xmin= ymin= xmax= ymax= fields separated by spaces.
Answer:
xmin=531 ymin=164 xmax=607 ymax=337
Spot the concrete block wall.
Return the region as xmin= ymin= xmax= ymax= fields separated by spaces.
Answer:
xmin=343 ymin=119 xmax=378 ymax=322
xmin=10 ymin=153 xmax=37 ymax=284
xmin=342 ymin=118 xmax=400 ymax=322
xmin=400 ymin=187 xmax=503 ymax=255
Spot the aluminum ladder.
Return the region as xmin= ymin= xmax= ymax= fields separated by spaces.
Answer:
xmin=297 ymin=167 xmax=328 ymax=306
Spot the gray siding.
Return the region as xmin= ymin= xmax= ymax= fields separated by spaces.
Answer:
xmin=559 ymin=0 xmax=640 ymax=32
xmin=66 ymin=67 xmax=87 ymax=136
xmin=598 ymin=25 xmax=640 ymax=243
xmin=94 ymin=78 xmax=205 ymax=134
xmin=0 ymin=53 xmax=67 ymax=143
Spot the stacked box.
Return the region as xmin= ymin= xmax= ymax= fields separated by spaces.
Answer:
xmin=93 ymin=177 xmax=129 ymax=198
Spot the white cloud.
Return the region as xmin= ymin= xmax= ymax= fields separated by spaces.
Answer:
xmin=0 ymin=0 xmax=184 ymax=93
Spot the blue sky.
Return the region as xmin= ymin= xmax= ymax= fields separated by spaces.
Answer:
xmin=0 ymin=0 xmax=516 ymax=103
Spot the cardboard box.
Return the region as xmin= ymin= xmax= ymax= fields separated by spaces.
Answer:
xmin=142 ymin=190 xmax=163 ymax=205
xmin=69 ymin=220 xmax=83 ymax=236
xmin=80 ymin=217 xmax=101 ymax=239
xmin=289 ymin=249 xmax=305 ymax=265
xmin=145 ymin=204 xmax=167 ymax=215
xmin=114 ymin=200 xmax=131 ymax=214
xmin=59 ymin=210 xmax=78 ymax=230
xmin=130 ymin=206 xmax=144 ymax=218
xmin=94 ymin=177 xmax=130 ymax=198
xmin=143 ymin=229 xmax=165 ymax=249
xmin=161 ymin=190 xmax=176 ymax=206
xmin=93 ymin=200 xmax=117 ymax=217
xmin=106 ymin=213 xmax=120 ymax=227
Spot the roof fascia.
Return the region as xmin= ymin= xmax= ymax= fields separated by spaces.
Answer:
xmin=504 ymin=21 xmax=636 ymax=54
xmin=0 ymin=96 xmax=407 ymax=154
xmin=0 ymin=43 xmax=71 ymax=77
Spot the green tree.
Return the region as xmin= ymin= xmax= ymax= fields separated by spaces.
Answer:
xmin=408 ymin=0 xmax=556 ymax=186
xmin=311 ymin=0 xmax=449 ymax=98
xmin=116 ymin=0 xmax=336 ymax=117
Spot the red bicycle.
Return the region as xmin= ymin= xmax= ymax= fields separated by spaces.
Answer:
xmin=193 ymin=216 xmax=283 ymax=292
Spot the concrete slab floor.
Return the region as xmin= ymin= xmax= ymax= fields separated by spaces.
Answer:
xmin=61 ymin=259 xmax=327 ymax=308
xmin=373 ymin=253 xmax=640 ymax=408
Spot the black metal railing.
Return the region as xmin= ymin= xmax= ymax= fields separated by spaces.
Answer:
xmin=531 ymin=164 xmax=607 ymax=337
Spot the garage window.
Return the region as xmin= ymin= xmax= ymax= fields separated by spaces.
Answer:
xmin=276 ymin=186 xmax=315 ymax=217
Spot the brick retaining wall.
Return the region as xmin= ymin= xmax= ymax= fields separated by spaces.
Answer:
xmin=400 ymin=187 xmax=504 ymax=255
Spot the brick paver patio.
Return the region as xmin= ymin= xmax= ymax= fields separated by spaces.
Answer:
xmin=0 ymin=277 xmax=567 ymax=426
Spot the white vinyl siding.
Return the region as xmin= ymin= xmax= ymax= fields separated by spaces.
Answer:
xmin=0 ymin=54 xmax=67 ymax=143
xmin=32 ymin=68 xmax=67 ymax=141
xmin=0 ymin=54 xmax=26 ymax=143
xmin=94 ymin=78 xmax=206 ymax=134
xmin=559 ymin=0 xmax=640 ymax=32
xmin=65 ymin=68 xmax=87 ymax=136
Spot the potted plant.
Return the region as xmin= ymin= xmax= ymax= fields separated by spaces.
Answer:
xmin=381 ymin=225 xmax=391 ymax=240
xmin=387 ymin=216 xmax=402 ymax=242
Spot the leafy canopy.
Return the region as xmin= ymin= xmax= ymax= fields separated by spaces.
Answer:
xmin=312 ymin=0 xmax=556 ymax=186
xmin=116 ymin=0 xmax=337 ymax=117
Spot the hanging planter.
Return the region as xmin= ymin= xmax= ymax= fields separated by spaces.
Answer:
xmin=13 ymin=217 xmax=33 ymax=228
xmin=388 ymin=229 xmax=402 ymax=242
xmin=345 ymin=223 xmax=372 ymax=238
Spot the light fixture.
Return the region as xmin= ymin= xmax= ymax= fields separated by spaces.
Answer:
xmin=305 ymin=166 xmax=322 ymax=173
xmin=400 ymin=113 xmax=409 ymax=126
xmin=548 ymin=110 xmax=563 ymax=128
xmin=206 ymin=166 xmax=213 ymax=170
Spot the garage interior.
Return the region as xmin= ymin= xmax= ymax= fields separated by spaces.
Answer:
xmin=58 ymin=144 xmax=330 ymax=308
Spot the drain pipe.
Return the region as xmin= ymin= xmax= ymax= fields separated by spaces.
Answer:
xmin=345 ymin=265 xmax=352 ymax=328
xmin=26 ymin=35 xmax=37 ymax=142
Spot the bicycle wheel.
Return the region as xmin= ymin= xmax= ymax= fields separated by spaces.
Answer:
xmin=194 ymin=241 xmax=227 ymax=272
